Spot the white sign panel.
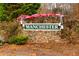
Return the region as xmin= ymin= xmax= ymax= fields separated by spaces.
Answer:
xmin=23 ymin=23 xmax=63 ymax=31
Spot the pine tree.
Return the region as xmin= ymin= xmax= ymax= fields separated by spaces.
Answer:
xmin=0 ymin=3 xmax=40 ymax=21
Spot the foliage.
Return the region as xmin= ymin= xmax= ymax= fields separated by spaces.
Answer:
xmin=8 ymin=36 xmax=16 ymax=44
xmin=0 ymin=4 xmax=8 ymax=21
xmin=0 ymin=40 xmax=4 ymax=46
xmin=8 ymin=34 xmax=29 ymax=45
xmin=0 ymin=3 xmax=40 ymax=21
xmin=75 ymin=21 xmax=79 ymax=32
xmin=0 ymin=14 xmax=8 ymax=21
xmin=0 ymin=35 xmax=4 ymax=46
xmin=0 ymin=4 xmax=4 ymax=16
xmin=0 ymin=21 xmax=21 ymax=43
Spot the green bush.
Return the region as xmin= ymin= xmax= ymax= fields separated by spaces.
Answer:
xmin=9 ymin=9 xmax=23 ymax=20
xmin=0 ymin=4 xmax=8 ymax=21
xmin=0 ymin=15 xmax=8 ymax=21
xmin=0 ymin=3 xmax=40 ymax=21
xmin=15 ymin=35 xmax=29 ymax=45
xmin=0 ymin=40 xmax=4 ymax=46
xmin=8 ymin=35 xmax=29 ymax=45
xmin=8 ymin=36 xmax=16 ymax=44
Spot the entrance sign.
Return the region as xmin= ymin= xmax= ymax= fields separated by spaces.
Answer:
xmin=17 ymin=13 xmax=64 ymax=31
xmin=23 ymin=23 xmax=62 ymax=31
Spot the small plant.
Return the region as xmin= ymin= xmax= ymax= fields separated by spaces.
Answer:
xmin=8 ymin=35 xmax=29 ymax=45
xmin=75 ymin=22 xmax=79 ymax=33
xmin=8 ymin=36 xmax=16 ymax=44
xmin=0 ymin=35 xmax=5 ymax=46
xmin=0 ymin=40 xmax=4 ymax=46
xmin=15 ymin=35 xmax=29 ymax=45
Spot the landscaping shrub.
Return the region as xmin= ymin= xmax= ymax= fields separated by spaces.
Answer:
xmin=9 ymin=9 xmax=23 ymax=20
xmin=0 ymin=3 xmax=40 ymax=21
xmin=15 ymin=35 xmax=29 ymax=45
xmin=8 ymin=35 xmax=29 ymax=45
xmin=0 ymin=15 xmax=8 ymax=21
xmin=0 ymin=4 xmax=8 ymax=21
xmin=0 ymin=35 xmax=4 ymax=46
xmin=75 ymin=21 xmax=79 ymax=32
xmin=8 ymin=36 xmax=16 ymax=44
xmin=0 ymin=21 xmax=22 ymax=42
xmin=0 ymin=40 xmax=4 ymax=46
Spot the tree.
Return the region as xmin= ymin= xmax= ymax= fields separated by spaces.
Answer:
xmin=0 ymin=3 xmax=41 ymax=21
xmin=0 ymin=4 xmax=8 ymax=21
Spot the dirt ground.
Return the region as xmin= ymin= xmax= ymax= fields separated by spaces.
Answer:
xmin=0 ymin=42 xmax=79 ymax=56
